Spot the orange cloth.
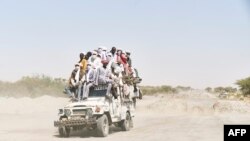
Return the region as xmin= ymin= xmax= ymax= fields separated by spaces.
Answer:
xmin=80 ymin=59 xmax=87 ymax=73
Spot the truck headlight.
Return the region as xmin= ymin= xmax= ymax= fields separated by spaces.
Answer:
xmin=95 ymin=106 xmax=101 ymax=113
xmin=64 ymin=109 xmax=71 ymax=117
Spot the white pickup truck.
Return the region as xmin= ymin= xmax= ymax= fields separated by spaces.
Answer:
xmin=54 ymin=84 xmax=136 ymax=137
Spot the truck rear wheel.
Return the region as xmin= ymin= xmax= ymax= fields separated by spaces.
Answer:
xmin=139 ymin=89 xmax=143 ymax=99
xmin=120 ymin=112 xmax=131 ymax=131
xmin=132 ymin=97 xmax=136 ymax=109
xmin=96 ymin=114 xmax=109 ymax=137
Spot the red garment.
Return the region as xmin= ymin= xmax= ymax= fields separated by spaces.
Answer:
xmin=116 ymin=53 xmax=129 ymax=75
xmin=120 ymin=53 xmax=127 ymax=64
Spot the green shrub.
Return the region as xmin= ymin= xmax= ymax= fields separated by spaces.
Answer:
xmin=213 ymin=86 xmax=237 ymax=94
xmin=214 ymin=87 xmax=224 ymax=93
xmin=236 ymin=77 xmax=250 ymax=96
xmin=175 ymin=86 xmax=192 ymax=91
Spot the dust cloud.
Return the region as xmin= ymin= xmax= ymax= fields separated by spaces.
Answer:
xmin=1 ymin=90 xmax=250 ymax=141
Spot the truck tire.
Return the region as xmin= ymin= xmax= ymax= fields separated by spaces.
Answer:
xmin=129 ymin=116 xmax=134 ymax=128
xmin=121 ymin=112 xmax=131 ymax=131
xmin=58 ymin=127 xmax=64 ymax=137
xmin=139 ymin=89 xmax=143 ymax=99
xmin=96 ymin=114 xmax=109 ymax=137
xmin=58 ymin=126 xmax=70 ymax=137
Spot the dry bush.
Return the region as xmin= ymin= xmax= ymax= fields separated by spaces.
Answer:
xmin=0 ymin=75 xmax=66 ymax=98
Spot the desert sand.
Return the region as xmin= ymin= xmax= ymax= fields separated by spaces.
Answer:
xmin=1 ymin=90 xmax=250 ymax=141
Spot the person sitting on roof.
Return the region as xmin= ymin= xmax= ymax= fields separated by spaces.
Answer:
xmin=98 ymin=46 xmax=108 ymax=61
xmin=94 ymin=60 xmax=112 ymax=85
xmin=82 ymin=63 xmax=96 ymax=100
xmin=78 ymin=52 xmax=87 ymax=78
xmin=106 ymin=52 xmax=113 ymax=70
xmin=82 ymin=60 xmax=113 ymax=100
xmin=85 ymin=51 xmax=92 ymax=62
xmin=126 ymin=50 xmax=132 ymax=67
xmin=109 ymin=62 xmax=122 ymax=99
xmin=110 ymin=47 xmax=116 ymax=59
xmin=76 ymin=53 xmax=88 ymax=100
xmin=89 ymin=51 xmax=102 ymax=69
xmin=116 ymin=49 xmax=129 ymax=76
xmin=126 ymin=50 xmax=133 ymax=75
xmin=64 ymin=64 xmax=81 ymax=101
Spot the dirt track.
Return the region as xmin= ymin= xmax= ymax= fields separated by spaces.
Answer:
xmin=1 ymin=91 xmax=250 ymax=141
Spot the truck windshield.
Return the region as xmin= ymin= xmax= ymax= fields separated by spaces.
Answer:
xmin=88 ymin=85 xmax=108 ymax=97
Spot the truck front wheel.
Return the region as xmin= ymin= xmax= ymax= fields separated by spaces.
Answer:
xmin=58 ymin=126 xmax=70 ymax=137
xmin=96 ymin=114 xmax=109 ymax=137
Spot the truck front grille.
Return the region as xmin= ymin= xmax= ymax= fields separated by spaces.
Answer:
xmin=72 ymin=109 xmax=86 ymax=115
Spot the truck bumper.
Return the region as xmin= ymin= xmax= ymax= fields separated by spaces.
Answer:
xmin=54 ymin=118 xmax=96 ymax=127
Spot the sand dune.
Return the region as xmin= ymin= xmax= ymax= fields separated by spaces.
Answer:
xmin=1 ymin=91 xmax=250 ymax=141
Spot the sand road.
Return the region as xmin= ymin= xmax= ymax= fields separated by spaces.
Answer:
xmin=1 ymin=91 xmax=250 ymax=141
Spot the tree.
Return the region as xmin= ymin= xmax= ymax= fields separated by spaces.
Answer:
xmin=224 ymin=87 xmax=237 ymax=93
xmin=236 ymin=77 xmax=250 ymax=96
xmin=214 ymin=87 xmax=224 ymax=93
xmin=205 ymin=87 xmax=212 ymax=93
xmin=176 ymin=86 xmax=192 ymax=91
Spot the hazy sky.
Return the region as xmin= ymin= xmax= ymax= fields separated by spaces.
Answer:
xmin=0 ymin=0 xmax=249 ymax=88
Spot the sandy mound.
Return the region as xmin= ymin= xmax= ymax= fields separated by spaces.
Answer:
xmin=212 ymin=100 xmax=250 ymax=113
xmin=142 ymin=90 xmax=250 ymax=116
xmin=0 ymin=95 xmax=68 ymax=114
